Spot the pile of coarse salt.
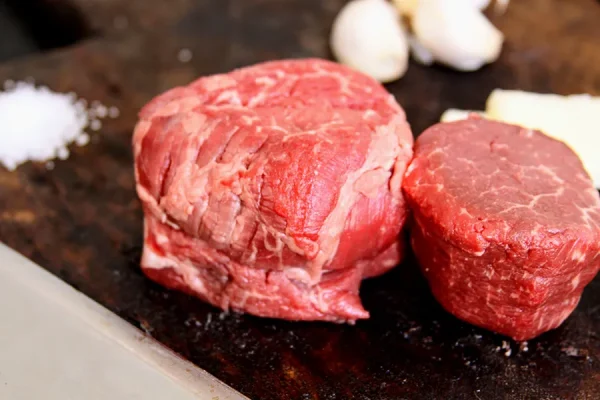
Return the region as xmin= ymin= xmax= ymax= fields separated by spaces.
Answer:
xmin=0 ymin=80 xmax=118 ymax=171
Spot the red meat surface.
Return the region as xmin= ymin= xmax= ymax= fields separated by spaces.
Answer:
xmin=133 ymin=59 xmax=413 ymax=322
xmin=403 ymin=118 xmax=600 ymax=340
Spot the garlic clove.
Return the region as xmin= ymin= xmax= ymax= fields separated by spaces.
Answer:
xmin=393 ymin=0 xmax=491 ymax=18
xmin=472 ymin=0 xmax=492 ymax=10
xmin=330 ymin=0 xmax=409 ymax=83
xmin=408 ymin=35 xmax=434 ymax=66
xmin=494 ymin=0 xmax=510 ymax=13
xmin=413 ymin=0 xmax=504 ymax=71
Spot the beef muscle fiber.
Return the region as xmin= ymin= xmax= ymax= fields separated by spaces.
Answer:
xmin=133 ymin=59 xmax=413 ymax=322
xmin=403 ymin=118 xmax=600 ymax=340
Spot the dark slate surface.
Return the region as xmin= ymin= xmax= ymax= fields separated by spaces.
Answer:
xmin=1 ymin=1 xmax=600 ymax=399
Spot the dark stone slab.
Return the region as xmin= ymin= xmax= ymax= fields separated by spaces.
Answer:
xmin=1 ymin=1 xmax=600 ymax=399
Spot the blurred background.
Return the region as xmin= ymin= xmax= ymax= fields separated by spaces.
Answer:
xmin=0 ymin=0 xmax=91 ymax=61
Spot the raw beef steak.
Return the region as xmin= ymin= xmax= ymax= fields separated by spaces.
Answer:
xmin=133 ymin=59 xmax=413 ymax=322
xmin=403 ymin=117 xmax=600 ymax=340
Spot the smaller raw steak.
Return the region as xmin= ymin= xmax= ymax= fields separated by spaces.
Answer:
xmin=403 ymin=117 xmax=600 ymax=340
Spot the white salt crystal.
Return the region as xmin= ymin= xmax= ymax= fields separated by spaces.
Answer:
xmin=0 ymin=82 xmax=118 ymax=170
xmin=108 ymin=106 xmax=120 ymax=118
xmin=75 ymin=101 xmax=86 ymax=114
xmin=57 ymin=147 xmax=69 ymax=160
xmin=178 ymin=48 xmax=193 ymax=63
xmin=520 ymin=341 xmax=529 ymax=353
xmin=95 ymin=105 xmax=108 ymax=118
xmin=563 ymin=346 xmax=579 ymax=357
xmin=0 ymin=82 xmax=89 ymax=170
xmin=90 ymin=119 xmax=102 ymax=131
xmin=75 ymin=133 xmax=90 ymax=147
